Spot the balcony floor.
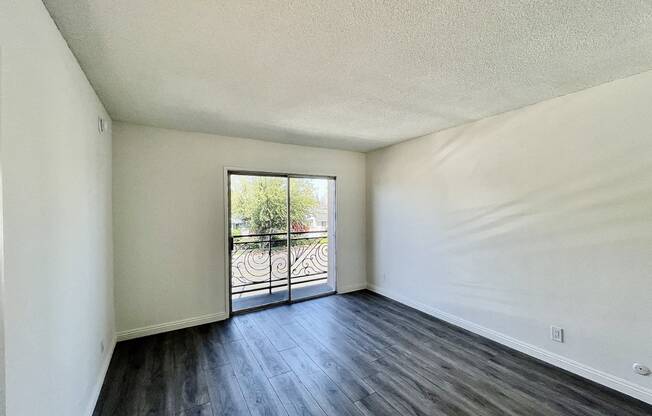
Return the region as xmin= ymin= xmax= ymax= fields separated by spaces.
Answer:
xmin=232 ymin=282 xmax=334 ymax=312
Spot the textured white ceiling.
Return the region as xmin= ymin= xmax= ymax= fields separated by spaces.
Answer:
xmin=44 ymin=0 xmax=652 ymax=151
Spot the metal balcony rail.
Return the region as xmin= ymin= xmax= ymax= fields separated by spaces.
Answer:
xmin=230 ymin=230 xmax=328 ymax=297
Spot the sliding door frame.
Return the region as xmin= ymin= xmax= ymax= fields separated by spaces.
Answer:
xmin=224 ymin=168 xmax=337 ymax=316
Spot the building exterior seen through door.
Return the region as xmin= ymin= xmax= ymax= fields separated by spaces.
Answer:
xmin=228 ymin=172 xmax=336 ymax=313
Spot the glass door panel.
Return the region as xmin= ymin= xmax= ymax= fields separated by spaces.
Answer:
xmin=289 ymin=177 xmax=335 ymax=301
xmin=230 ymin=174 xmax=289 ymax=312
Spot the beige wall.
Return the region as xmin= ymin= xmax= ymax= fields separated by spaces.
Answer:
xmin=0 ymin=1 xmax=114 ymax=415
xmin=0 ymin=34 xmax=5 ymax=416
xmin=113 ymin=122 xmax=366 ymax=338
xmin=366 ymin=70 xmax=652 ymax=404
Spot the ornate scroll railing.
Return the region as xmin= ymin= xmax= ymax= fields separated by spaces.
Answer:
xmin=230 ymin=230 xmax=328 ymax=298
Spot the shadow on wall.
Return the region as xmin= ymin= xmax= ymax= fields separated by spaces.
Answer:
xmin=438 ymin=146 xmax=652 ymax=254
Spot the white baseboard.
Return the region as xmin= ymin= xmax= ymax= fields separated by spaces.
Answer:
xmin=367 ymin=284 xmax=652 ymax=405
xmin=86 ymin=335 xmax=116 ymax=416
xmin=116 ymin=312 xmax=229 ymax=342
xmin=338 ymin=282 xmax=367 ymax=293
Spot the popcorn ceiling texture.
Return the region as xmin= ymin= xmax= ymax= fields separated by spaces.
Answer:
xmin=44 ymin=0 xmax=652 ymax=151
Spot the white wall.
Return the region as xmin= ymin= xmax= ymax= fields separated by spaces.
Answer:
xmin=113 ymin=122 xmax=366 ymax=338
xmin=0 ymin=1 xmax=114 ymax=415
xmin=367 ymin=70 xmax=652 ymax=404
xmin=0 ymin=124 xmax=5 ymax=416
xmin=0 ymin=33 xmax=5 ymax=416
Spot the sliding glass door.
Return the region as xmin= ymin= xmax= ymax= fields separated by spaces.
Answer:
xmin=228 ymin=172 xmax=335 ymax=313
xmin=288 ymin=177 xmax=333 ymax=302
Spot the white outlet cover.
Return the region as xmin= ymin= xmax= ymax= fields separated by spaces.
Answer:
xmin=633 ymin=363 xmax=651 ymax=376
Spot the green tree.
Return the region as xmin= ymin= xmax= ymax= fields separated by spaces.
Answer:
xmin=232 ymin=177 xmax=319 ymax=234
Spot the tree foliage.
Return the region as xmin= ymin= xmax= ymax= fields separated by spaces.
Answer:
xmin=232 ymin=177 xmax=319 ymax=234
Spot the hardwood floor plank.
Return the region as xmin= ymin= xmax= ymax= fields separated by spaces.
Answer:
xmin=310 ymin=304 xmax=395 ymax=352
xmin=312 ymin=297 xmax=416 ymax=350
xmin=356 ymin=292 xmax=652 ymax=416
xmin=280 ymin=347 xmax=364 ymax=416
xmin=93 ymin=339 xmax=147 ymax=416
xmin=391 ymin=334 xmax=598 ymax=416
xmin=364 ymin=371 xmax=443 ymax=416
xmin=204 ymin=364 xmax=251 ymax=416
xmin=286 ymin=317 xmax=379 ymax=379
xmin=223 ymin=340 xmax=288 ymax=416
xmin=354 ymin=392 xmax=400 ymax=416
xmin=171 ymin=330 xmax=211 ymax=412
xmin=485 ymin=353 xmax=627 ymax=416
xmin=323 ymin=295 xmax=434 ymax=348
xmin=138 ymin=333 xmax=177 ymax=415
xmin=283 ymin=322 xmax=374 ymax=402
xmin=178 ymin=403 xmax=214 ymax=416
xmin=269 ymin=372 xmax=328 ymax=416
xmin=234 ymin=313 xmax=291 ymax=377
xmin=369 ymin=355 xmax=490 ymax=416
xmin=248 ymin=310 xmax=297 ymax=351
xmin=384 ymin=344 xmax=544 ymax=416
xmin=294 ymin=311 xmax=381 ymax=362
xmin=299 ymin=301 xmax=388 ymax=355
xmin=94 ymin=293 xmax=652 ymax=416
xmin=216 ymin=319 xmax=244 ymax=344
xmin=264 ymin=304 xmax=300 ymax=326
xmin=194 ymin=325 xmax=230 ymax=369
xmin=347 ymin=292 xmax=499 ymax=359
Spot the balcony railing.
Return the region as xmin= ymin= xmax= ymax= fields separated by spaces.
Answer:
xmin=230 ymin=230 xmax=328 ymax=298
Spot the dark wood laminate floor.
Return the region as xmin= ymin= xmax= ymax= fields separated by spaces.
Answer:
xmin=94 ymin=291 xmax=652 ymax=416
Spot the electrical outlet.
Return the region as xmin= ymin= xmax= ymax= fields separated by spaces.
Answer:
xmin=633 ymin=363 xmax=650 ymax=376
xmin=550 ymin=326 xmax=564 ymax=343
